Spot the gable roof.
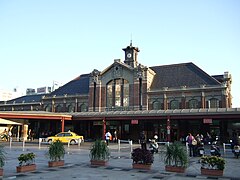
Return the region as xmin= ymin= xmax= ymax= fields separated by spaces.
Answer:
xmin=49 ymin=74 xmax=90 ymax=96
xmin=149 ymin=62 xmax=221 ymax=90
xmin=100 ymin=59 xmax=132 ymax=75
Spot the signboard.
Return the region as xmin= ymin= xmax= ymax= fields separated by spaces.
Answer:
xmin=203 ymin=118 xmax=212 ymax=124
xmin=93 ymin=121 xmax=102 ymax=126
xmin=93 ymin=121 xmax=110 ymax=126
xmin=37 ymin=86 xmax=51 ymax=94
xmin=131 ymin=120 xmax=138 ymax=124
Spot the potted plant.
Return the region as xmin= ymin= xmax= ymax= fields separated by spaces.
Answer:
xmin=200 ymin=155 xmax=225 ymax=176
xmin=0 ymin=145 xmax=6 ymax=177
xmin=89 ymin=139 xmax=110 ymax=166
xmin=131 ymin=148 xmax=154 ymax=170
xmin=164 ymin=142 xmax=188 ymax=173
xmin=16 ymin=152 xmax=36 ymax=173
xmin=46 ymin=139 xmax=65 ymax=167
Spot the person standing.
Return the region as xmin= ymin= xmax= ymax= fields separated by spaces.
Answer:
xmin=139 ymin=131 xmax=147 ymax=150
xmin=113 ymin=130 xmax=118 ymax=143
xmin=186 ymin=133 xmax=195 ymax=157
xmin=8 ymin=130 xmax=12 ymax=141
xmin=28 ymin=129 xmax=32 ymax=141
xmin=105 ymin=130 xmax=111 ymax=146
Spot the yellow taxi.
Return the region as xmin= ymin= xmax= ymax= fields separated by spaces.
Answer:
xmin=46 ymin=132 xmax=84 ymax=145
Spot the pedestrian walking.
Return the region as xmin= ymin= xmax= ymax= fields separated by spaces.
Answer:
xmin=105 ymin=130 xmax=111 ymax=146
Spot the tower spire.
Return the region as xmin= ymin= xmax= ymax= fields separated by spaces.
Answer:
xmin=130 ymin=34 xmax=132 ymax=47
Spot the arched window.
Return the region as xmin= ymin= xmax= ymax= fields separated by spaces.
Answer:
xmin=106 ymin=79 xmax=129 ymax=108
xmin=68 ymin=105 xmax=75 ymax=112
xmin=153 ymin=101 xmax=160 ymax=110
xmin=209 ymin=98 xmax=219 ymax=108
xmin=55 ymin=105 xmax=62 ymax=112
xmin=170 ymin=100 xmax=179 ymax=109
xmin=45 ymin=105 xmax=52 ymax=112
xmin=189 ymin=99 xmax=199 ymax=109
xmin=80 ymin=104 xmax=88 ymax=112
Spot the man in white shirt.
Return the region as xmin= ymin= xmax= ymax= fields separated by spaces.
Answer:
xmin=105 ymin=130 xmax=111 ymax=146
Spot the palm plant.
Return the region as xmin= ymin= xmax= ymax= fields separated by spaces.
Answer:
xmin=90 ymin=139 xmax=110 ymax=161
xmin=164 ymin=142 xmax=188 ymax=168
xmin=47 ymin=140 xmax=65 ymax=161
xmin=0 ymin=145 xmax=6 ymax=168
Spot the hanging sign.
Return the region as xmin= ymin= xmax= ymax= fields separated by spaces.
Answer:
xmin=203 ymin=118 xmax=212 ymax=124
xmin=131 ymin=120 xmax=138 ymax=124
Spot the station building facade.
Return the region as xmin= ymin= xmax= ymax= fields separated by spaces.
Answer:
xmin=0 ymin=43 xmax=236 ymax=142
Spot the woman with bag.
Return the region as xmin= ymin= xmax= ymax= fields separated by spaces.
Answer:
xmin=186 ymin=133 xmax=196 ymax=157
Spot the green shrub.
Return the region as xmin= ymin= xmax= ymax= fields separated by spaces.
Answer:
xmin=90 ymin=139 xmax=110 ymax=161
xmin=164 ymin=142 xmax=188 ymax=168
xmin=0 ymin=145 xmax=6 ymax=168
xmin=18 ymin=152 xmax=36 ymax=166
xmin=200 ymin=155 xmax=225 ymax=170
xmin=47 ymin=140 xmax=65 ymax=162
xmin=131 ymin=148 xmax=154 ymax=165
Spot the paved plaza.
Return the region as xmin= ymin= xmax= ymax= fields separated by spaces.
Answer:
xmin=0 ymin=141 xmax=240 ymax=179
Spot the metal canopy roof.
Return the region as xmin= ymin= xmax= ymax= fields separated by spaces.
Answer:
xmin=0 ymin=108 xmax=240 ymax=121
xmin=0 ymin=111 xmax=72 ymax=120
xmin=71 ymin=108 xmax=240 ymax=120
xmin=0 ymin=118 xmax=22 ymax=125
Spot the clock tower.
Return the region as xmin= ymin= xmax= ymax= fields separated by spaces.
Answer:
xmin=122 ymin=41 xmax=140 ymax=68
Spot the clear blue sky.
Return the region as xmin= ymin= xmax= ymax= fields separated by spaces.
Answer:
xmin=0 ymin=0 xmax=239 ymax=107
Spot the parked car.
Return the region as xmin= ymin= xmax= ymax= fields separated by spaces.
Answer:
xmin=46 ymin=132 xmax=84 ymax=145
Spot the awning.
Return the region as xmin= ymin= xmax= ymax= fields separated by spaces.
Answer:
xmin=0 ymin=118 xmax=22 ymax=125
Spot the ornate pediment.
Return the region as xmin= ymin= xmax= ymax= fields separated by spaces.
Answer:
xmin=112 ymin=64 xmax=123 ymax=78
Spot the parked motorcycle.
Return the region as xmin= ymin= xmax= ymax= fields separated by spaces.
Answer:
xmin=196 ymin=142 xmax=205 ymax=156
xmin=233 ymin=145 xmax=240 ymax=158
xmin=210 ymin=141 xmax=221 ymax=156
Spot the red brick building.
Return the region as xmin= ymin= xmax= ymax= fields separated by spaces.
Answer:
xmin=0 ymin=43 xmax=237 ymax=142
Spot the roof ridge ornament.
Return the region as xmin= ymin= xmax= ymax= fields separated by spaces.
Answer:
xmin=90 ymin=69 xmax=100 ymax=83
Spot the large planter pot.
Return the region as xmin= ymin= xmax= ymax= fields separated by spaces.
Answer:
xmin=165 ymin=165 xmax=186 ymax=173
xmin=201 ymin=168 xmax=223 ymax=176
xmin=16 ymin=164 xmax=36 ymax=173
xmin=48 ymin=160 xmax=64 ymax=167
xmin=132 ymin=163 xmax=152 ymax=170
xmin=0 ymin=168 xmax=3 ymax=176
xmin=90 ymin=160 xmax=108 ymax=166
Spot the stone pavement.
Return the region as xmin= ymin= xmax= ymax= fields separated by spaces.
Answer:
xmin=0 ymin=141 xmax=240 ymax=179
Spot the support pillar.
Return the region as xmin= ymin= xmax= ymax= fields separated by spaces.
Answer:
xmin=61 ymin=117 xmax=65 ymax=132
xmin=201 ymin=92 xmax=205 ymax=108
xmin=23 ymin=124 xmax=28 ymax=141
xmin=102 ymin=118 xmax=106 ymax=140
xmin=167 ymin=116 xmax=171 ymax=142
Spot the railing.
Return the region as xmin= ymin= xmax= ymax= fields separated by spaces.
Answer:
xmin=223 ymin=143 xmax=232 ymax=155
xmin=157 ymin=141 xmax=170 ymax=146
xmin=118 ymin=139 xmax=133 ymax=153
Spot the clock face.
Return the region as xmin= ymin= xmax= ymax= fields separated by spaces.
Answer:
xmin=127 ymin=53 xmax=132 ymax=58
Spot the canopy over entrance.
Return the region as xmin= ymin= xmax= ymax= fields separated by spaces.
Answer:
xmin=0 ymin=118 xmax=22 ymax=125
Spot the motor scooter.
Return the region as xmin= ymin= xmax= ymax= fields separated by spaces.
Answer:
xmin=210 ymin=141 xmax=221 ymax=156
xmin=196 ymin=142 xmax=204 ymax=156
xmin=149 ymin=139 xmax=159 ymax=154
